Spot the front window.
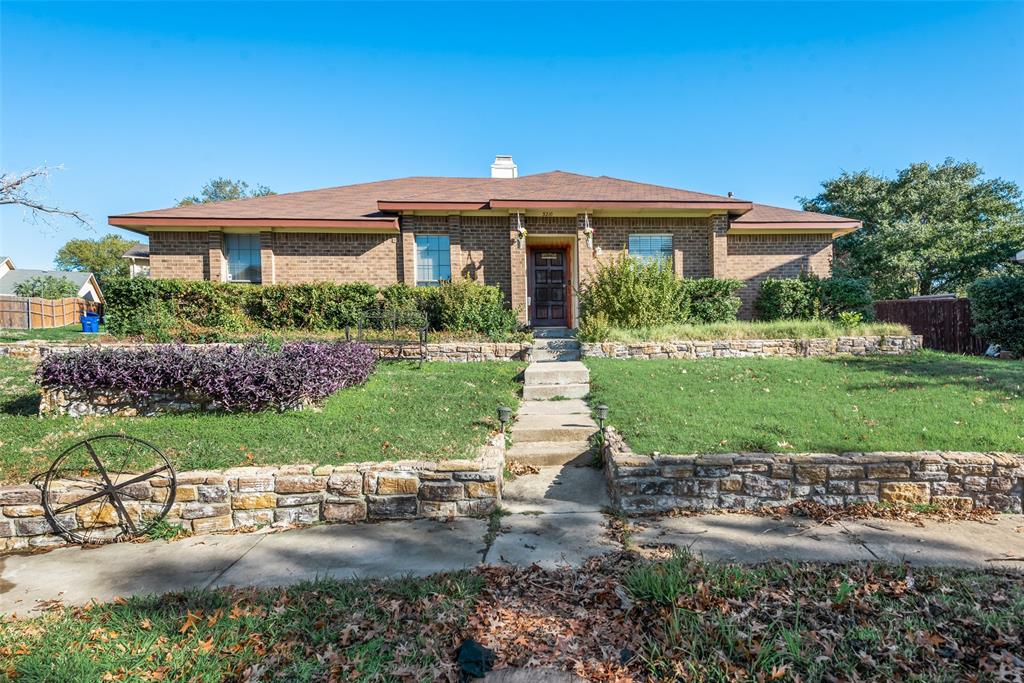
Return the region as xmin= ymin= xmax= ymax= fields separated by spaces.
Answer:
xmin=415 ymin=235 xmax=451 ymax=286
xmin=224 ymin=233 xmax=262 ymax=283
xmin=628 ymin=234 xmax=672 ymax=266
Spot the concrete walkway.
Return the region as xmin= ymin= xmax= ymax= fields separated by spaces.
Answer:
xmin=1 ymin=468 xmax=1022 ymax=613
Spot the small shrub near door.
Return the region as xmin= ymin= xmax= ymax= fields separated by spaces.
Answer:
xmin=968 ymin=274 xmax=1024 ymax=356
xmin=37 ymin=341 xmax=377 ymax=413
xmin=576 ymin=255 xmax=743 ymax=329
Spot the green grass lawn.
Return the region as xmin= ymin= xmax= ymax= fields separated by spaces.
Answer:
xmin=586 ymin=351 xmax=1023 ymax=454
xmin=0 ymin=324 xmax=112 ymax=343
xmin=3 ymin=554 xmax=1019 ymax=682
xmin=0 ymin=358 xmax=523 ymax=483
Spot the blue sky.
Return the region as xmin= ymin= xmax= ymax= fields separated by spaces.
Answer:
xmin=2 ymin=1 xmax=1022 ymax=268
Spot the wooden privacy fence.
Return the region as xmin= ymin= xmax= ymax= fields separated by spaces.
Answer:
xmin=874 ymin=297 xmax=986 ymax=355
xmin=0 ymin=296 xmax=102 ymax=330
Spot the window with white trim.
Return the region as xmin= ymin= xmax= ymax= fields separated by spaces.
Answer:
xmin=628 ymin=234 xmax=673 ymax=266
xmin=224 ymin=233 xmax=262 ymax=283
xmin=415 ymin=235 xmax=451 ymax=286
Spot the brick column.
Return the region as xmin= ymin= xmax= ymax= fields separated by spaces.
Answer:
xmin=576 ymin=213 xmax=597 ymax=285
xmin=509 ymin=214 xmax=528 ymax=325
xmin=207 ymin=231 xmax=224 ymax=282
xmin=709 ymin=214 xmax=729 ymax=278
xmin=400 ymin=221 xmax=416 ymax=286
xmin=447 ymin=215 xmax=462 ymax=281
xmin=672 ymin=231 xmax=685 ymax=278
xmin=259 ymin=231 xmax=275 ymax=284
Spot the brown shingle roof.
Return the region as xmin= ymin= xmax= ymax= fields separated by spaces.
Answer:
xmin=733 ymin=203 xmax=858 ymax=224
xmin=109 ymin=171 xmax=858 ymax=232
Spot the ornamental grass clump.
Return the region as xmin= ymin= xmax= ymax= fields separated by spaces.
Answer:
xmin=36 ymin=341 xmax=376 ymax=413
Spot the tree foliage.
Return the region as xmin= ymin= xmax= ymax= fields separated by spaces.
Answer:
xmin=177 ymin=177 xmax=275 ymax=206
xmin=55 ymin=233 xmax=135 ymax=283
xmin=801 ymin=159 xmax=1024 ymax=299
xmin=13 ymin=274 xmax=78 ymax=299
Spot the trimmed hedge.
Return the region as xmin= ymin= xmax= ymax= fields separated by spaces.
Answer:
xmin=102 ymin=278 xmax=520 ymax=341
xmin=968 ymin=275 xmax=1024 ymax=356
xmin=36 ymin=342 xmax=376 ymax=412
xmin=577 ymin=255 xmax=742 ymax=329
xmin=755 ymin=274 xmax=873 ymax=321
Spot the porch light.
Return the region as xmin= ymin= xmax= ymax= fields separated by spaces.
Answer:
xmin=497 ymin=406 xmax=512 ymax=432
xmin=515 ymin=213 xmax=527 ymax=248
xmin=583 ymin=213 xmax=594 ymax=249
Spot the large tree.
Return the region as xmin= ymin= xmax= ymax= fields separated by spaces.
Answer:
xmin=55 ymin=233 xmax=135 ymax=283
xmin=177 ymin=177 xmax=274 ymax=206
xmin=801 ymin=159 xmax=1024 ymax=299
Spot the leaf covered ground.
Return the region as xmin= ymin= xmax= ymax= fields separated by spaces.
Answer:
xmin=3 ymin=552 xmax=1021 ymax=682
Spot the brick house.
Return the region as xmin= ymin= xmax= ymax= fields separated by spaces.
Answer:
xmin=109 ymin=157 xmax=861 ymax=325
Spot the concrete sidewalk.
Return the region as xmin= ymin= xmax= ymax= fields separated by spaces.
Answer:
xmin=1 ymin=466 xmax=1022 ymax=614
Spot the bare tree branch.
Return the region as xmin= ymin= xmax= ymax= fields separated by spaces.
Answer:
xmin=0 ymin=165 xmax=90 ymax=228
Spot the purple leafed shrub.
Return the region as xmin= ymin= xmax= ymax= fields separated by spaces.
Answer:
xmin=36 ymin=342 xmax=377 ymax=413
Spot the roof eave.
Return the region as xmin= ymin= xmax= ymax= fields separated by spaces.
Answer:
xmin=488 ymin=199 xmax=753 ymax=211
xmin=108 ymin=216 xmax=400 ymax=232
xmin=729 ymin=221 xmax=861 ymax=236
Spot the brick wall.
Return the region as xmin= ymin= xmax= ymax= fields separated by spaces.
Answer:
xmin=726 ymin=234 xmax=834 ymax=318
xmin=272 ymin=232 xmax=400 ymax=285
xmin=150 ymin=232 xmax=211 ymax=280
xmin=589 ymin=216 xmax=713 ymax=280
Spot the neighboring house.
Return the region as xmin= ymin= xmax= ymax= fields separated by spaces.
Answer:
xmin=1013 ymin=249 xmax=1024 ymax=265
xmin=108 ymin=156 xmax=861 ymax=324
xmin=122 ymin=242 xmax=151 ymax=278
xmin=0 ymin=257 xmax=105 ymax=302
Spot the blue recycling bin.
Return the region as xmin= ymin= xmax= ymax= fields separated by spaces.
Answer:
xmin=81 ymin=312 xmax=100 ymax=334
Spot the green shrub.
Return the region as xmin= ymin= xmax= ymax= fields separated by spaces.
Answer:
xmin=968 ymin=275 xmax=1024 ymax=356
xmin=813 ymin=276 xmax=874 ymax=319
xmin=755 ymin=277 xmax=816 ymax=320
xmin=432 ymin=280 xmax=519 ymax=340
xmin=103 ymin=277 xmax=519 ymax=340
xmin=576 ymin=312 xmax=613 ymax=342
xmin=13 ymin=274 xmax=78 ymax=299
xmin=578 ymin=255 xmax=687 ymax=328
xmin=681 ymin=278 xmax=743 ymax=324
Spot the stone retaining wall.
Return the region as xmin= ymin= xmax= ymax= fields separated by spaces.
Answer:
xmin=0 ymin=436 xmax=503 ymax=553
xmin=0 ymin=340 xmax=531 ymax=363
xmin=581 ymin=335 xmax=922 ymax=359
xmin=603 ymin=428 xmax=1024 ymax=515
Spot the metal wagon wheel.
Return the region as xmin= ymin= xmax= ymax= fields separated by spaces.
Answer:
xmin=38 ymin=435 xmax=176 ymax=544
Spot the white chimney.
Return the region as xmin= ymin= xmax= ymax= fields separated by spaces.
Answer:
xmin=490 ymin=155 xmax=518 ymax=179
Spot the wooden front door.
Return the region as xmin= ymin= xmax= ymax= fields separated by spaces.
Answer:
xmin=528 ymin=248 xmax=569 ymax=327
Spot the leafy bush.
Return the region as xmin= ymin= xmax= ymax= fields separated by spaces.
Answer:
xmin=576 ymin=312 xmax=614 ymax=342
xmin=37 ymin=341 xmax=376 ymax=412
xmin=578 ymin=257 xmax=744 ymax=330
xmin=578 ymin=255 xmax=688 ymax=328
xmin=431 ymin=279 xmax=519 ymax=340
xmin=680 ymin=278 xmax=743 ymax=324
xmin=103 ymin=277 xmax=520 ymax=340
xmin=755 ymin=274 xmax=873 ymax=321
xmin=968 ymin=275 xmax=1024 ymax=356
xmin=813 ymin=276 xmax=873 ymax=319
xmin=13 ymin=275 xmax=78 ymax=299
xmin=754 ymin=277 xmax=816 ymax=320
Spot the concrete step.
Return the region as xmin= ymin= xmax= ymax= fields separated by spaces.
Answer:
xmin=522 ymin=383 xmax=589 ymax=400
xmin=524 ymin=361 xmax=589 ymax=387
xmin=511 ymin=415 xmax=597 ymax=443
xmin=532 ymin=327 xmax=575 ymax=339
xmin=532 ymin=349 xmax=581 ymax=362
xmin=506 ymin=441 xmax=594 ymax=467
xmin=516 ymin=399 xmax=591 ymax=416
